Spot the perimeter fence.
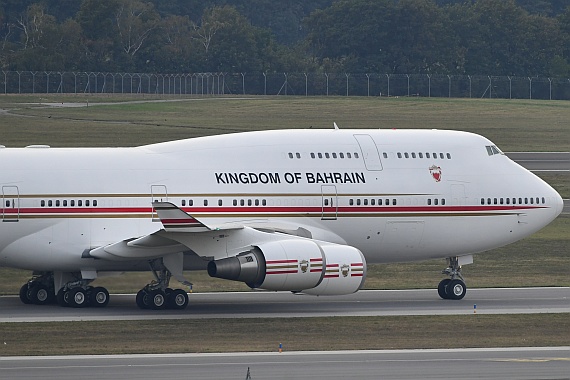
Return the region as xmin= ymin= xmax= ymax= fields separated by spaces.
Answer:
xmin=2 ymin=71 xmax=570 ymax=100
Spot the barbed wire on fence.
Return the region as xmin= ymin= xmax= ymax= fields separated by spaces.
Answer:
xmin=2 ymin=71 xmax=570 ymax=100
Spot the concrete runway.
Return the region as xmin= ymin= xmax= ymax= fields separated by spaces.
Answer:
xmin=2 ymin=347 xmax=569 ymax=380
xmin=506 ymin=152 xmax=569 ymax=172
xmin=1 ymin=287 xmax=569 ymax=322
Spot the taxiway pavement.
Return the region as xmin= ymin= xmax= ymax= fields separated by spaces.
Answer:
xmin=2 ymin=347 xmax=569 ymax=380
xmin=1 ymin=287 xmax=568 ymax=323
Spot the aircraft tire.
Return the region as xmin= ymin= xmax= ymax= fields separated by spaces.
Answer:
xmin=168 ymin=289 xmax=189 ymax=310
xmin=69 ymin=288 xmax=89 ymax=308
xmin=19 ymin=284 xmax=33 ymax=304
xmin=136 ymin=289 xmax=150 ymax=309
xmin=90 ymin=287 xmax=110 ymax=308
xmin=448 ymin=279 xmax=467 ymax=300
xmin=56 ymin=290 xmax=70 ymax=307
xmin=149 ymin=290 xmax=167 ymax=310
xmin=437 ymin=279 xmax=451 ymax=299
xmin=28 ymin=284 xmax=52 ymax=305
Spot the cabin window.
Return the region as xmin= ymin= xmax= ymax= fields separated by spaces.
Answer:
xmin=181 ymin=200 xmax=186 ymax=206
xmin=93 ymin=200 xmax=97 ymax=207
xmin=86 ymin=200 xmax=90 ymax=207
xmin=325 ymin=153 xmax=330 ymax=159
xmin=288 ymin=152 xmax=293 ymax=159
xmin=447 ymin=153 xmax=452 ymax=159
xmin=296 ymin=153 xmax=301 ymax=159
xmin=392 ymin=199 xmax=397 ymax=205
xmin=419 ymin=152 xmax=423 ymax=158
xmin=248 ymin=199 xmax=252 ymax=206
xmin=204 ymin=200 xmax=208 ymax=206
xmin=354 ymin=153 xmax=359 ymax=158
xmin=347 ymin=153 xmax=352 ymax=158
xmin=441 ymin=198 xmax=446 ymax=205
xmin=428 ymin=199 xmax=432 ymax=205
xmin=318 ymin=153 xmax=323 ymax=159
xmin=255 ymin=199 xmax=259 ymax=206
xmin=356 ymin=199 xmax=361 ymax=206
xmin=332 ymin=153 xmax=337 ymax=159
xmin=78 ymin=200 xmax=82 ymax=207
xmin=371 ymin=199 xmax=375 ymax=206
xmin=310 ymin=153 xmax=315 ymax=158
xmin=397 ymin=152 xmax=402 ymax=158
xmin=218 ymin=199 xmax=223 ymax=206
xmin=56 ymin=200 xmax=60 ymax=207
xmin=349 ymin=199 xmax=354 ymax=206
xmin=404 ymin=152 xmax=409 ymax=159
xmin=383 ymin=152 xmax=388 ymax=158
xmin=48 ymin=200 xmax=53 ymax=207
xmin=340 ymin=153 xmax=345 ymax=159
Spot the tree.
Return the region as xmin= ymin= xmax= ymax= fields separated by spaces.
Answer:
xmin=115 ymin=0 xmax=160 ymax=57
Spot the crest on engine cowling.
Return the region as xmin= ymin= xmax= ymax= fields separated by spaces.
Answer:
xmin=299 ymin=259 xmax=309 ymax=273
xmin=341 ymin=264 xmax=350 ymax=277
xmin=429 ymin=165 xmax=442 ymax=182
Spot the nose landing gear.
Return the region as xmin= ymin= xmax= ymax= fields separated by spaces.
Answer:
xmin=438 ymin=256 xmax=471 ymax=300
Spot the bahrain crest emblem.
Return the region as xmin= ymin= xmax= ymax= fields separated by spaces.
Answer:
xmin=429 ymin=165 xmax=442 ymax=182
xmin=299 ymin=259 xmax=309 ymax=273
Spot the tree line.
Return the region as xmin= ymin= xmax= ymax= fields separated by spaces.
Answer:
xmin=1 ymin=0 xmax=569 ymax=77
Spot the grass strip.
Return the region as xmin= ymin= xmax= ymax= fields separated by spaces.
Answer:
xmin=0 ymin=314 xmax=569 ymax=356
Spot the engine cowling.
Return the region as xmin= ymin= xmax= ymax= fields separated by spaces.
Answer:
xmin=207 ymin=239 xmax=367 ymax=295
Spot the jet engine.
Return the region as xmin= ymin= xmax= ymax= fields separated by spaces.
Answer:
xmin=207 ymin=239 xmax=366 ymax=295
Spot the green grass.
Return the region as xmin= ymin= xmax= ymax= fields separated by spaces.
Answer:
xmin=0 ymin=314 xmax=569 ymax=356
xmin=1 ymin=95 xmax=569 ymax=151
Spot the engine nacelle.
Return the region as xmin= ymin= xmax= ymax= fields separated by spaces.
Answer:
xmin=207 ymin=239 xmax=366 ymax=295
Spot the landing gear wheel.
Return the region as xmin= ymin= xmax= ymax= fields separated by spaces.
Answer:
xmin=69 ymin=288 xmax=89 ymax=308
xmin=19 ymin=284 xmax=32 ymax=304
xmin=28 ymin=284 xmax=53 ymax=305
xmin=136 ymin=289 xmax=150 ymax=309
xmin=447 ymin=279 xmax=467 ymax=300
xmin=149 ymin=290 xmax=167 ymax=310
xmin=437 ymin=279 xmax=451 ymax=300
xmin=168 ymin=289 xmax=189 ymax=310
xmin=56 ymin=290 xmax=70 ymax=307
xmin=90 ymin=287 xmax=110 ymax=308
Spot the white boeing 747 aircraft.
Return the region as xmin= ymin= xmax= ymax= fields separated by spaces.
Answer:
xmin=0 ymin=128 xmax=563 ymax=310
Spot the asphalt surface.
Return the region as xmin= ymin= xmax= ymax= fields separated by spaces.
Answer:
xmin=1 ymin=287 xmax=569 ymax=322
xmin=2 ymin=347 xmax=569 ymax=380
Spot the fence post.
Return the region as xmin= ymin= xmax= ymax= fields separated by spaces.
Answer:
xmin=528 ymin=77 xmax=532 ymax=99
xmin=447 ymin=75 xmax=451 ymax=98
xmin=305 ymin=73 xmax=308 ymax=96
xmin=345 ymin=73 xmax=350 ymax=96
xmin=427 ymin=74 xmax=431 ymax=97
xmin=366 ymin=74 xmax=370 ymax=96
xmin=508 ymin=76 xmax=512 ymax=99
xmin=386 ymin=74 xmax=390 ymax=97
xmin=325 ymin=73 xmax=329 ymax=96
xmin=241 ymin=73 xmax=246 ymax=95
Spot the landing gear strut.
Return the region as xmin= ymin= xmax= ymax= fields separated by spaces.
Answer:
xmin=438 ymin=256 xmax=469 ymax=300
xmin=136 ymin=259 xmax=190 ymax=310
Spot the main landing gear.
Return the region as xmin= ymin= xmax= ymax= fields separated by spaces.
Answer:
xmin=19 ymin=273 xmax=56 ymax=305
xmin=56 ymin=283 xmax=110 ymax=308
xmin=437 ymin=256 xmax=468 ymax=300
xmin=135 ymin=259 xmax=190 ymax=310
xmin=18 ymin=272 xmax=110 ymax=308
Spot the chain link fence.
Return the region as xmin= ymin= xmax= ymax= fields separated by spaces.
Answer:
xmin=2 ymin=71 xmax=570 ymax=100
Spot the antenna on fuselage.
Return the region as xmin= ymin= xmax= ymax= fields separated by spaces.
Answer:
xmin=333 ymin=122 xmax=339 ymax=130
